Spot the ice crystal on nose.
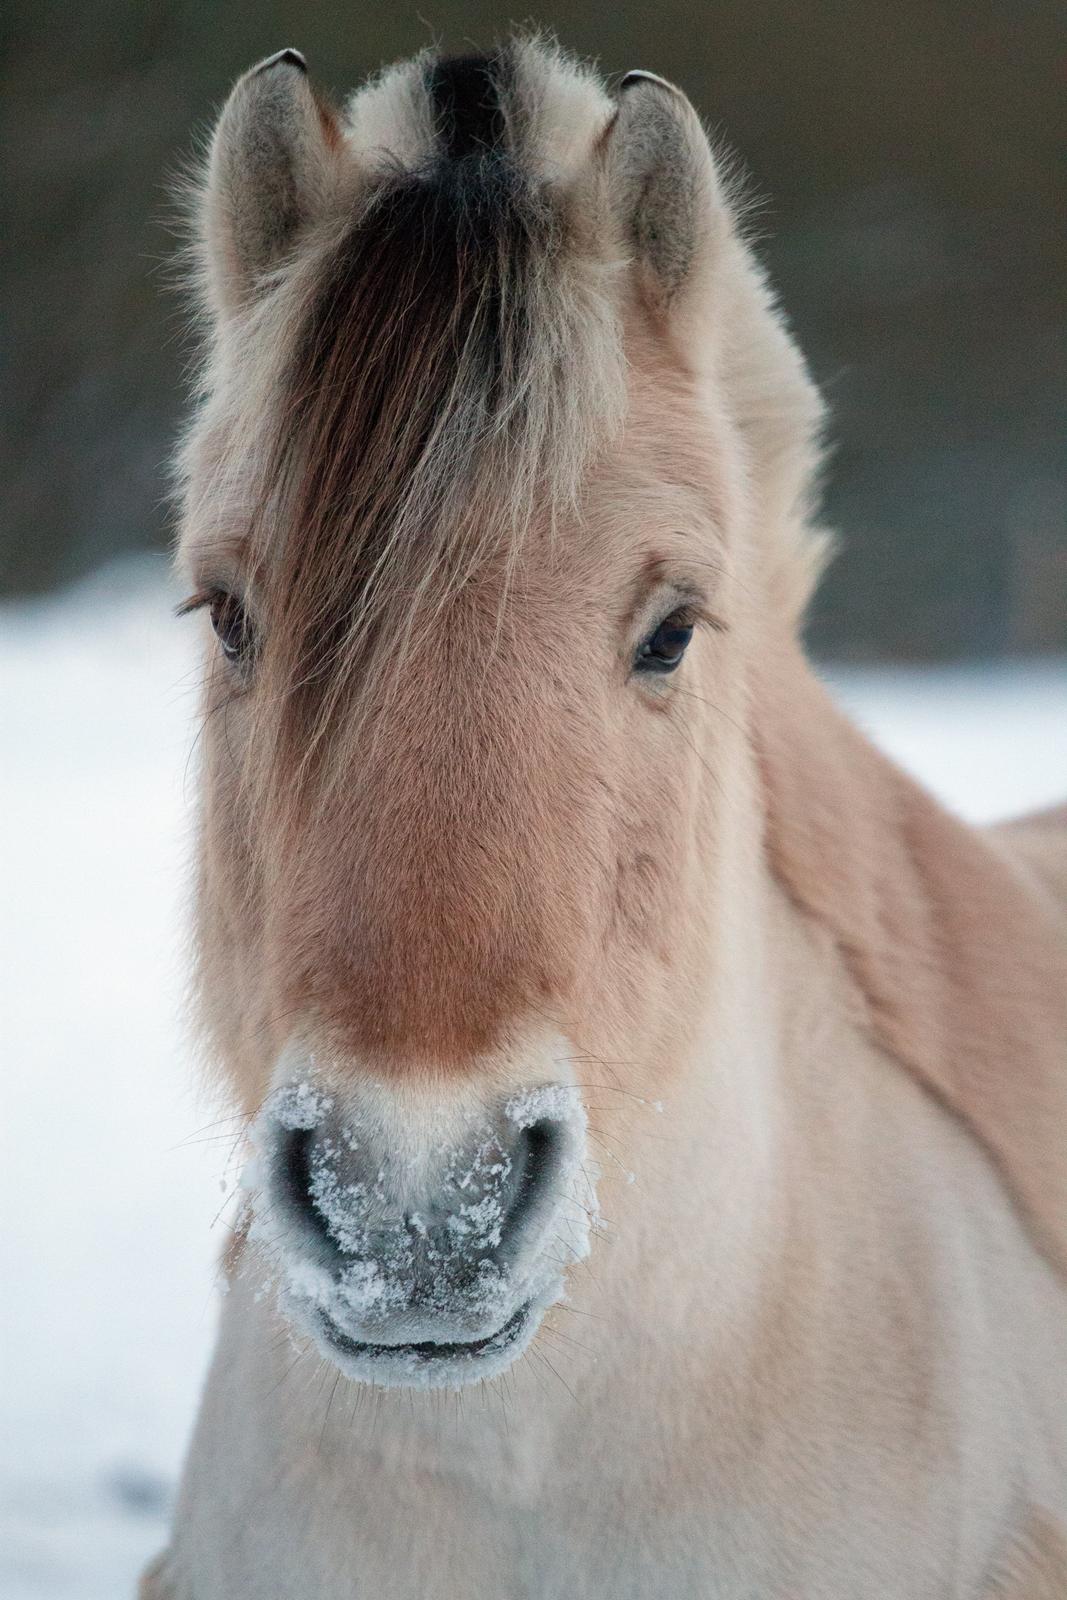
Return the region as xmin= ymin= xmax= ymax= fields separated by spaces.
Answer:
xmin=336 ymin=1257 xmax=408 ymax=1320
xmin=446 ymin=1191 xmax=505 ymax=1248
xmin=272 ymin=1080 xmax=334 ymax=1132
xmin=505 ymin=1082 xmax=583 ymax=1130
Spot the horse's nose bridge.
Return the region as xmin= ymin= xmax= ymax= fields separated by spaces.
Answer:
xmin=281 ymin=785 xmax=577 ymax=1065
xmin=274 ymin=659 xmax=593 ymax=1064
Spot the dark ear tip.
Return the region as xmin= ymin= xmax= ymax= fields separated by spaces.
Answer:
xmin=619 ymin=69 xmax=678 ymax=96
xmin=253 ymin=48 xmax=307 ymax=77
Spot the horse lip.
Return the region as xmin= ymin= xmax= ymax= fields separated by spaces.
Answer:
xmin=318 ymin=1301 xmax=532 ymax=1364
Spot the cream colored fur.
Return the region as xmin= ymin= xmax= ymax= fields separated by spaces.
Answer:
xmin=148 ymin=38 xmax=1067 ymax=1599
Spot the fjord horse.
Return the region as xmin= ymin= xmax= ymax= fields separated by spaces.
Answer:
xmin=145 ymin=40 xmax=1067 ymax=1598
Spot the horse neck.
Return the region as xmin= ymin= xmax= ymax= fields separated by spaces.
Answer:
xmin=752 ymin=632 xmax=1067 ymax=1280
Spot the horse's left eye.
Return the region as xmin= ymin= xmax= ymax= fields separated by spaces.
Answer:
xmin=634 ymin=613 xmax=694 ymax=675
xmin=209 ymin=591 xmax=254 ymax=667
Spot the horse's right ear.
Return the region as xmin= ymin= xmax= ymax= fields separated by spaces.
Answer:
xmin=201 ymin=50 xmax=340 ymax=317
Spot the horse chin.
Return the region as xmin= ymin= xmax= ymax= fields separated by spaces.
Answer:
xmin=303 ymin=1297 xmax=543 ymax=1390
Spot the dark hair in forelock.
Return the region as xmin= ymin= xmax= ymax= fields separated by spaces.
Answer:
xmin=251 ymin=56 xmax=616 ymax=792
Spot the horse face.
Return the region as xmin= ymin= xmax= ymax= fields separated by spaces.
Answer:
xmin=180 ymin=43 xmax=813 ymax=1385
xmin=191 ymin=403 xmax=742 ymax=1384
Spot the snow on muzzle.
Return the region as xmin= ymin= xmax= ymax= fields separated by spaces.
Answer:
xmin=246 ymin=1074 xmax=596 ymax=1389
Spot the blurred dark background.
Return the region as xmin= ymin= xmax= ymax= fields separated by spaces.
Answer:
xmin=2 ymin=0 xmax=1064 ymax=659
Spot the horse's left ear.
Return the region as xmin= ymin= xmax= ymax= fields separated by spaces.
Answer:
xmin=200 ymin=50 xmax=341 ymax=318
xmin=603 ymin=71 xmax=727 ymax=343
xmin=605 ymin=71 xmax=828 ymax=619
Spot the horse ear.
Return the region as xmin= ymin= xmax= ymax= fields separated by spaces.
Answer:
xmin=201 ymin=50 xmax=339 ymax=316
xmin=604 ymin=71 xmax=726 ymax=339
xmin=605 ymin=71 xmax=828 ymax=621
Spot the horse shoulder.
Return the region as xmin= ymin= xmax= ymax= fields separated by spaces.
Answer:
xmin=983 ymin=1508 xmax=1067 ymax=1598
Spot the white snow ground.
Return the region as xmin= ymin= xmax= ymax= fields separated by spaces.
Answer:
xmin=1 ymin=561 xmax=1064 ymax=1599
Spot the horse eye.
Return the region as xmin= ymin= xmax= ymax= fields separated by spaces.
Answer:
xmin=209 ymin=591 xmax=254 ymax=667
xmin=634 ymin=612 xmax=694 ymax=675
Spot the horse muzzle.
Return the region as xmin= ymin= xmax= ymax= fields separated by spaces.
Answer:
xmin=247 ymin=1065 xmax=593 ymax=1388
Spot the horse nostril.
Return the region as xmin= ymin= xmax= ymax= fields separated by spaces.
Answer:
xmin=498 ymin=1117 xmax=562 ymax=1261
xmin=276 ymin=1126 xmax=337 ymax=1258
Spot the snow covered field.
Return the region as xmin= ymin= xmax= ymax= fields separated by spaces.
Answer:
xmin=2 ymin=562 xmax=1064 ymax=1599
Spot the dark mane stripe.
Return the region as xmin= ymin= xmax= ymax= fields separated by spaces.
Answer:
xmin=255 ymin=57 xmax=549 ymax=776
xmin=427 ymin=52 xmax=509 ymax=161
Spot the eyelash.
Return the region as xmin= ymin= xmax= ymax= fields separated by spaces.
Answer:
xmin=175 ymin=589 xmax=216 ymax=619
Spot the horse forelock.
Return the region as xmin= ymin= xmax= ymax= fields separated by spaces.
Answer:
xmin=230 ymin=45 xmax=625 ymax=797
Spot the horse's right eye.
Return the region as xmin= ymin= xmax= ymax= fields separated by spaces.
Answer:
xmin=209 ymin=591 xmax=255 ymax=668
